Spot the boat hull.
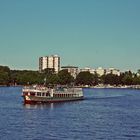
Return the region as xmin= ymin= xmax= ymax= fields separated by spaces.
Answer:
xmin=23 ymin=95 xmax=84 ymax=104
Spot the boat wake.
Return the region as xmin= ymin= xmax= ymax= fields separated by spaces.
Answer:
xmin=85 ymin=94 xmax=127 ymax=100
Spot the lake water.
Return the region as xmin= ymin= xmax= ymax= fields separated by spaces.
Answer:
xmin=0 ymin=87 xmax=140 ymax=140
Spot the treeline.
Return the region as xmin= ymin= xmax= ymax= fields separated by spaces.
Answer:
xmin=76 ymin=71 xmax=140 ymax=86
xmin=0 ymin=66 xmax=73 ymax=86
xmin=0 ymin=65 xmax=140 ymax=86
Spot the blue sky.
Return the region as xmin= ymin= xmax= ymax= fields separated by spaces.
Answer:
xmin=0 ymin=0 xmax=140 ymax=72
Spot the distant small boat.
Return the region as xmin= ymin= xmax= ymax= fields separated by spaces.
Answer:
xmin=22 ymin=86 xmax=84 ymax=104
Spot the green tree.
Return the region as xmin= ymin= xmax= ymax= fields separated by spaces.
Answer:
xmin=92 ymin=73 xmax=99 ymax=85
xmin=10 ymin=70 xmax=45 ymax=85
xmin=43 ymin=68 xmax=55 ymax=75
xmin=122 ymin=75 xmax=133 ymax=85
xmin=101 ymin=74 xmax=120 ymax=85
xmin=132 ymin=75 xmax=140 ymax=85
xmin=57 ymin=70 xmax=74 ymax=85
xmin=0 ymin=66 xmax=10 ymax=85
xmin=75 ymin=71 xmax=94 ymax=86
xmin=49 ymin=74 xmax=59 ymax=85
xmin=121 ymin=71 xmax=133 ymax=85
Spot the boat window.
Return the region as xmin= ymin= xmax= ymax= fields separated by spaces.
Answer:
xmin=37 ymin=93 xmax=41 ymax=96
xmin=30 ymin=92 xmax=35 ymax=96
xmin=24 ymin=92 xmax=28 ymax=95
xmin=46 ymin=91 xmax=50 ymax=96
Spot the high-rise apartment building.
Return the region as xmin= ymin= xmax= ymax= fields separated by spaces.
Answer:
xmin=39 ymin=55 xmax=60 ymax=73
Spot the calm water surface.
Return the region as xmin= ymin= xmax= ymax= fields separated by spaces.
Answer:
xmin=0 ymin=87 xmax=140 ymax=140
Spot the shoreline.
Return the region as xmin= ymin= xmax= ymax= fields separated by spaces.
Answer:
xmin=0 ymin=85 xmax=140 ymax=89
xmin=76 ymin=85 xmax=140 ymax=89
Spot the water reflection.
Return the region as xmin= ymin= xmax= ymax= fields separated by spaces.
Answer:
xmin=23 ymin=102 xmax=64 ymax=110
xmin=23 ymin=100 xmax=83 ymax=110
xmin=23 ymin=103 xmax=55 ymax=110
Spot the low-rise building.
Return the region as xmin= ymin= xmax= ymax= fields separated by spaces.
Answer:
xmin=96 ymin=67 xmax=105 ymax=76
xmin=61 ymin=66 xmax=79 ymax=78
xmin=80 ymin=67 xmax=95 ymax=74
xmin=106 ymin=68 xmax=120 ymax=76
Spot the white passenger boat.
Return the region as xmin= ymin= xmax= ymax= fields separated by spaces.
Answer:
xmin=22 ymin=86 xmax=84 ymax=104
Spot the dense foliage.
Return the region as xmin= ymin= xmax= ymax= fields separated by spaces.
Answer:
xmin=0 ymin=66 xmax=10 ymax=85
xmin=0 ymin=65 xmax=140 ymax=86
xmin=75 ymin=71 xmax=94 ymax=86
xmin=0 ymin=66 xmax=74 ymax=86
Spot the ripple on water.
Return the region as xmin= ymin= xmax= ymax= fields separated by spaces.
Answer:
xmin=0 ymin=87 xmax=140 ymax=140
